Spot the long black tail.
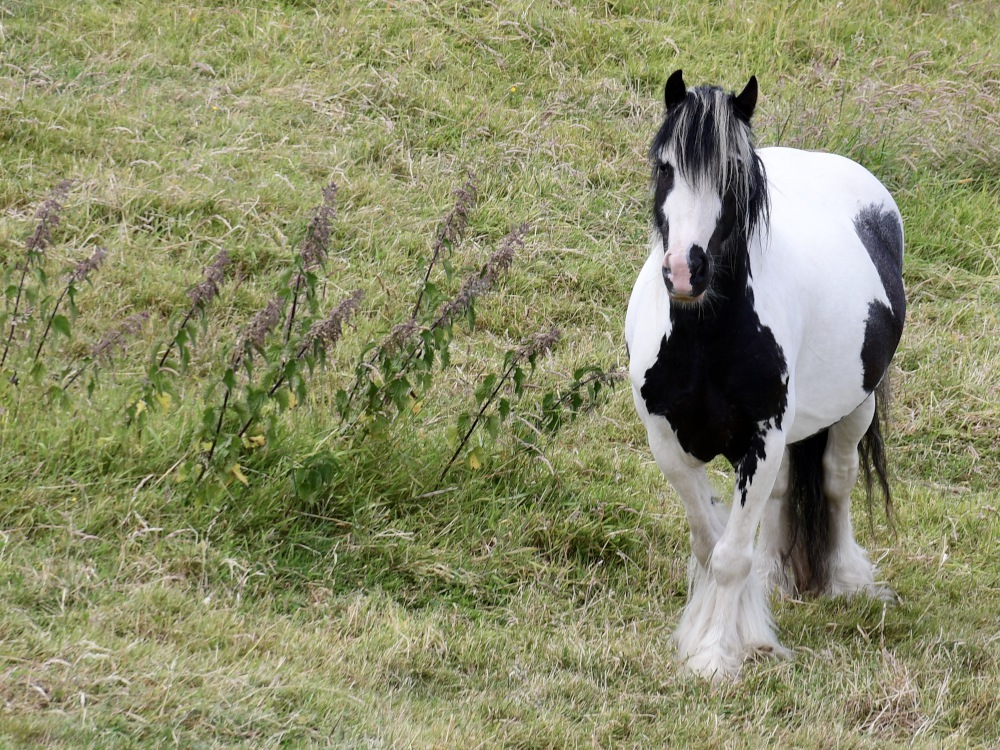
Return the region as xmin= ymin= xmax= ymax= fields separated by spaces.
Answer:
xmin=786 ymin=380 xmax=894 ymax=594
xmin=858 ymin=380 xmax=895 ymax=531
xmin=786 ymin=428 xmax=830 ymax=594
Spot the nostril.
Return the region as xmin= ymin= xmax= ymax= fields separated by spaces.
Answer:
xmin=661 ymin=264 xmax=673 ymax=290
xmin=689 ymin=245 xmax=708 ymax=288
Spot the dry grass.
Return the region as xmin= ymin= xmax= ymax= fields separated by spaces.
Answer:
xmin=1 ymin=0 xmax=999 ymax=747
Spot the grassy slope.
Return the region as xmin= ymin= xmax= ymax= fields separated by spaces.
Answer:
xmin=1 ymin=0 xmax=998 ymax=747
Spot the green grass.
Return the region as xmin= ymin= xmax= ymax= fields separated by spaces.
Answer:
xmin=2 ymin=0 xmax=999 ymax=747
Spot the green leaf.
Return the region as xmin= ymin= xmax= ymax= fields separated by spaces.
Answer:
xmin=513 ymin=365 xmax=526 ymax=396
xmin=273 ymin=388 xmax=290 ymax=410
xmin=474 ymin=374 xmax=497 ymax=404
xmin=423 ymin=281 xmax=439 ymax=305
xmin=51 ymin=314 xmax=71 ymax=338
xmin=66 ymin=284 xmax=79 ymax=316
xmin=467 ymin=446 xmax=482 ymax=470
xmin=45 ymin=383 xmax=70 ymax=408
xmin=334 ymin=388 xmax=350 ymax=419
xmin=417 ymin=370 xmax=433 ymax=393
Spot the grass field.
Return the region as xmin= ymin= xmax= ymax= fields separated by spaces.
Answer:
xmin=1 ymin=0 xmax=999 ymax=747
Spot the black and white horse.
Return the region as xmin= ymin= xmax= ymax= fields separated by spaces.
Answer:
xmin=625 ymin=71 xmax=905 ymax=679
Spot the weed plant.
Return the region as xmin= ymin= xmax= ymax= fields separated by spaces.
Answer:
xmin=1 ymin=177 xmax=619 ymax=510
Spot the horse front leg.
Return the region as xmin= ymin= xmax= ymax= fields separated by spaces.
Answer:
xmin=756 ymin=451 xmax=797 ymax=599
xmin=645 ymin=419 xmax=730 ymax=570
xmin=675 ymin=427 xmax=791 ymax=681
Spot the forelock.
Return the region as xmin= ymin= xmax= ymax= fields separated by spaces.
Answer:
xmin=652 ymin=86 xmax=755 ymax=191
xmin=649 ymin=83 xmax=769 ymax=240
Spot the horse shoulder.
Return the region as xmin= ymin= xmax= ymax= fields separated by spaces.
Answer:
xmin=625 ymin=249 xmax=671 ymax=386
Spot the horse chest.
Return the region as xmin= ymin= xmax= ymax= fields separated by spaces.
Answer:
xmin=639 ymin=311 xmax=788 ymax=466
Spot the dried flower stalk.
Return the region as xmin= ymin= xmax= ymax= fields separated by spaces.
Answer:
xmin=230 ymin=296 xmax=284 ymax=369
xmin=440 ymin=325 xmax=561 ymax=482
xmin=296 ymin=289 xmax=363 ymax=359
xmin=411 ymin=172 xmax=478 ymax=319
xmin=286 ymin=183 xmax=338 ymax=342
xmin=33 ymin=246 xmax=108 ymax=363
xmin=187 ymin=250 xmax=230 ymax=308
xmin=434 ymin=222 xmax=527 ymax=329
xmin=2 ymin=180 xmax=75 ymax=370
xmin=158 ymin=250 xmax=231 ymax=370
xmin=236 ymin=289 xmax=363 ymax=440
xmin=91 ymin=312 xmax=149 ymax=361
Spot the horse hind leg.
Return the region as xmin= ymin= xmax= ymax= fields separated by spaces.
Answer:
xmin=821 ymin=393 xmax=896 ymax=602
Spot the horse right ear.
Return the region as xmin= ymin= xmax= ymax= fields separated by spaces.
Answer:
xmin=664 ymin=69 xmax=686 ymax=108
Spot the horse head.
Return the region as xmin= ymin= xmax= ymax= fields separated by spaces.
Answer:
xmin=650 ymin=70 xmax=767 ymax=304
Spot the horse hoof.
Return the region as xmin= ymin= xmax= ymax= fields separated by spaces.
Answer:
xmin=866 ymin=583 xmax=899 ymax=605
xmin=750 ymin=641 xmax=792 ymax=661
xmin=683 ymin=651 xmax=743 ymax=683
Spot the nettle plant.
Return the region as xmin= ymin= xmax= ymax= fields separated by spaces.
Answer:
xmin=3 ymin=176 xmax=622 ymax=502
xmin=0 ymin=181 xmax=112 ymax=398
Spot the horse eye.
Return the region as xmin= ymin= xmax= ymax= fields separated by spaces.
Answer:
xmin=656 ymin=162 xmax=675 ymax=191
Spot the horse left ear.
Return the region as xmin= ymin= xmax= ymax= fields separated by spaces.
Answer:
xmin=733 ymin=76 xmax=758 ymax=122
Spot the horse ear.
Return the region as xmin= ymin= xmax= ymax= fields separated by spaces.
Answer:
xmin=733 ymin=75 xmax=758 ymax=121
xmin=664 ymin=69 xmax=686 ymax=109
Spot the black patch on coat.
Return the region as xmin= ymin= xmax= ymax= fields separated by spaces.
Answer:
xmin=652 ymin=162 xmax=674 ymax=242
xmin=734 ymin=416 xmax=780 ymax=507
xmin=640 ymin=281 xmax=788 ymax=505
xmin=860 ymin=300 xmax=900 ymax=392
xmin=853 ymin=204 xmax=905 ymax=392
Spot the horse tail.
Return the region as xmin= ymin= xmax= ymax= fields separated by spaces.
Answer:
xmin=785 ymin=428 xmax=831 ymax=595
xmin=859 ymin=377 xmax=895 ymax=531
xmin=786 ymin=378 xmax=895 ymax=595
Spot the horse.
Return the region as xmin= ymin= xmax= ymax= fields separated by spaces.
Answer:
xmin=624 ymin=70 xmax=905 ymax=680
